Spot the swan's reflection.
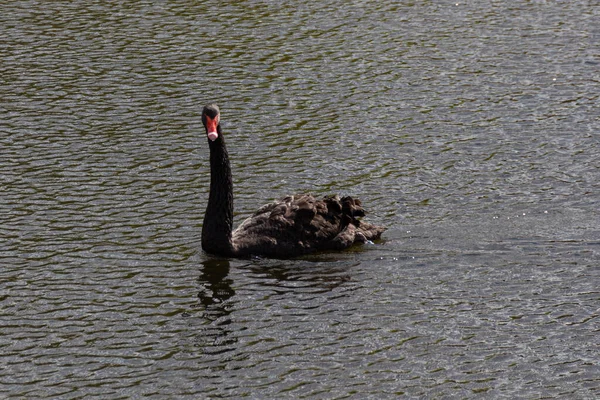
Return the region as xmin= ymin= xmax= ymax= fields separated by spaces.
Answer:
xmin=198 ymin=258 xmax=235 ymax=307
xmin=195 ymin=256 xmax=357 ymax=354
xmin=197 ymin=259 xmax=236 ymax=352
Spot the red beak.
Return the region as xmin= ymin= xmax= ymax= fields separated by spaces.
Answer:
xmin=206 ymin=115 xmax=219 ymax=141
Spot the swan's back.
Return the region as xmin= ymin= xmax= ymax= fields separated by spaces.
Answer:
xmin=231 ymin=194 xmax=385 ymax=258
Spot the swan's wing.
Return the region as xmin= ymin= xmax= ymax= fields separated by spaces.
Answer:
xmin=232 ymin=194 xmax=385 ymax=257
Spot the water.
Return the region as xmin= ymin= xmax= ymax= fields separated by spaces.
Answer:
xmin=1 ymin=1 xmax=599 ymax=398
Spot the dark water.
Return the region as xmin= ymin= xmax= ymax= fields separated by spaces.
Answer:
xmin=2 ymin=1 xmax=599 ymax=398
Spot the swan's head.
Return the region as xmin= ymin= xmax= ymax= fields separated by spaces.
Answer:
xmin=202 ymin=104 xmax=220 ymax=142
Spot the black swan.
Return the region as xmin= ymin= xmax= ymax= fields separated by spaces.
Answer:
xmin=201 ymin=104 xmax=385 ymax=258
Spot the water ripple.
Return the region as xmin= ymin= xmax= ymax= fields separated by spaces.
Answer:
xmin=1 ymin=0 xmax=599 ymax=398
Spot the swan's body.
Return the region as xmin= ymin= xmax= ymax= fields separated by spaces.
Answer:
xmin=201 ymin=104 xmax=385 ymax=258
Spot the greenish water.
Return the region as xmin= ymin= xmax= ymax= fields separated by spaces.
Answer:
xmin=1 ymin=1 xmax=599 ymax=398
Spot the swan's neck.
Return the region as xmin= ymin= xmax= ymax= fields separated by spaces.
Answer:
xmin=202 ymin=127 xmax=235 ymax=256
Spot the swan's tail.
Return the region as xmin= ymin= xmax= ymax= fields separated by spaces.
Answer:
xmin=325 ymin=195 xmax=386 ymax=247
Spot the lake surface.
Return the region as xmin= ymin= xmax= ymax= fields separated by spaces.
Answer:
xmin=1 ymin=1 xmax=599 ymax=398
